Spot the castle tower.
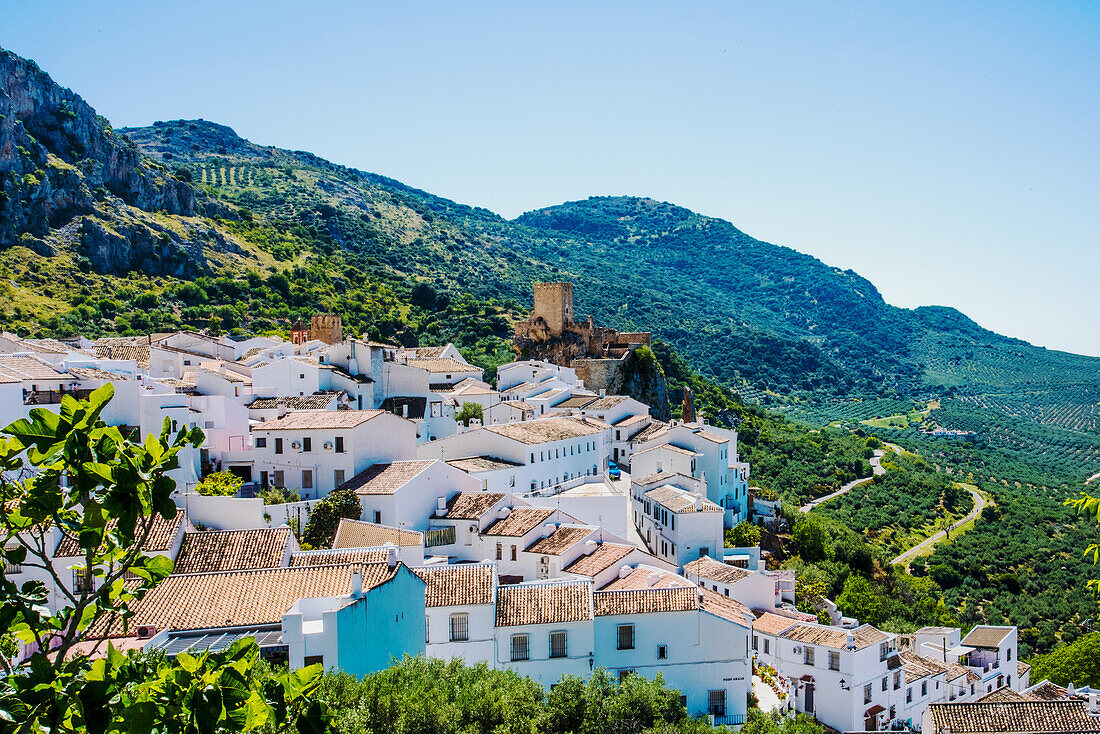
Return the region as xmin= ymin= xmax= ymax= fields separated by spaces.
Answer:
xmin=310 ymin=314 xmax=343 ymax=345
xmin=531 ymin=282 xmax=574 ymax=336
xmin=290 ymin=320 xmax=310 ymax=346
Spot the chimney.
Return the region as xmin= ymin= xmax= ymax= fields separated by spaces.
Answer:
xmin=647 ymin=572 xmax=661 ymax=587
xmin=543 ymin=523 xmax=556 ymax=538
xmin=656 ymin=460 xmax=664 ymax=474
xmin=436 ymin=496 xmax=448 ymax=516
xmin=350 ymin=564 xmax=363 ymax=596
xmin=846 ymin=631 xmax=856 ymax=650
xmin=385 ymin=543 xmax=398 ymax=568
xmin=584 ymin=540 xmax=598 ymax=555
xmin=498 ymin=506 xmax=511 ymax=520
xmin=695 ymin=491 xmax=704 ymax=511
xmin=618 ymin=565 xmax=633 ymax=579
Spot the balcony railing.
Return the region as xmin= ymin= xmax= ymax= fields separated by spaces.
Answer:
xmin=23 ymin=389 xmax=94 ymax=405
xmin=712 ymin=714 xmax=746 ymax=726
xmin=426 ymin=527 xmax=456 ymax=548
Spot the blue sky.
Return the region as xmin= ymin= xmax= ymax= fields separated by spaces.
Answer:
xmin=4 ymin=1 xmax=1098 ymax=355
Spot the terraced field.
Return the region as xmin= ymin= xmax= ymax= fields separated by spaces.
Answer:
xmin=774 ymin=397 xmax=918 ymax=426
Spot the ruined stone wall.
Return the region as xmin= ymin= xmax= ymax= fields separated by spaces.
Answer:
xmin=573 ymin=357 xmax=624 ymax=392
xmin=616 ymin=332 xmax=652 ymax=347
xmin=310 ymin=314 xmax=343 ymax=345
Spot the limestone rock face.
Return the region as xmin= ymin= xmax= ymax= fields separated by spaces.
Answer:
xmin=0 ymin=47 xmax=230 ymax=274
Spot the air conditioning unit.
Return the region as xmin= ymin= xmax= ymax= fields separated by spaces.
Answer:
xmin=792 ymin=646 xmax=802 ymax=655
xmin=290 ymin=441 xmax=301 ymax=450
xmin=136 ymin=624 xmax=158 ymax=639
xmin=323 ymin=441 xmax=333 ymax=450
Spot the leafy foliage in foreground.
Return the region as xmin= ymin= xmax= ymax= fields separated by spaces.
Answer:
xmin=1027 ymin=631 xmax=1100 ymax=689
xmin=0 ymin=387 xmax=328 ymax=733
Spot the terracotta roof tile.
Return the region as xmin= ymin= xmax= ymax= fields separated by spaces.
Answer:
xmin=290 ymin=548 xmax=387 ymax=566
xmin=248 ymin=394 xmax=339 ymax=410
xmin=0 ymin=355 xmax=70 ymax=380
xmin=483 ymin=507 xmax=555 ymax=537
xmin=173 ymin=528 xmax=291 ymax=574
xmin=55 ymin=513 xmax=183 ymax=558
xmin=333 ymin=520 xmax=423 ymax=549
xmin=495 ymin=581 xmax=592 ymax=626
xmin=437 ymin=492 xmax=507 ymax=520
xmin=525 ymin=525 xmax=595 ymax=556
xmin=1025 ymin=681 xmax=1068 ymax=701
xmin=446 ymin=456 xmax=522 ymax=473
xmin=339 ymin=461 xmax=436 ymax=495
xmin=600 ymin=567 xmax=687 ymax=591
xmin=255 ymin=409 xmax=386 ymax=430
xmin=644 ymin=485 xmax=721 ymax=513
xmin=414 ymin=563 xmax=495 ymax=607
xmin=404 ymin=358 xmax=478 ymax=374
xmin=752 ymin=612 xmax=800 ymax=636
xmin=699 ymin=587 xmax=753 ymax=627
xmin=962 ymin=626 xmax=1014 ymax=649
xmin=483 ymin=417 xmax=607 ymax=445
xmin=925 ymin=700 xmax=1100 ymax=733
xmin=563 ymin=543 xmax=636 ymax=577
xmin=781 ymin=623 xmax=891 ymax=651
xmin=593 ymin=587 xmax=699 ymax=616
xmin=684 ymin=556 xmax=754 ymax=585
xmin=976 ymin=686 xmax=1026 ymax=703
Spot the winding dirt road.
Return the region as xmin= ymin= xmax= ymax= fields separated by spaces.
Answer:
xmin=891 ymin=485 xmax=986 ymax=569
xmin=799 ymin=449 xmax=885 ymax=513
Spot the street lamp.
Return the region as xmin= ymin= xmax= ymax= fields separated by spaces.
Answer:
xmin=839 ymin=679 xmax=849 ymax=690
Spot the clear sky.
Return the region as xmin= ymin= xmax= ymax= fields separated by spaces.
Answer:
xmin=4 ymin=1 xmax=1097 ymax=355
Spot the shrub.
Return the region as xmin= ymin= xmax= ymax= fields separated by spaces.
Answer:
xmin=195 ymin=471 xmax=243 ymax=496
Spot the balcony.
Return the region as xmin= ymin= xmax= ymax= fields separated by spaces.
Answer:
xmin=23 ymin=388 xmax=93 ymax=405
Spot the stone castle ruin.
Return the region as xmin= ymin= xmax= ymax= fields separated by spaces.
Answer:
xmin=514 ymin=283 xmax=664 ymax=413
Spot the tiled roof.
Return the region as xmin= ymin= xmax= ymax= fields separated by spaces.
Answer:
xmin=413 ymin=563 xmax=495 ymax=607
xmin=634 ymin=443 xmax=699 ymax=458
xmin=629 ymin=421 xmax=668 ymax=444
xmin=583 ymin=395 xmax=631 ymax=411
xmin=632 ymin=470 xmax=684 ymax=486
xmin=693 ymin=429 xmax=729 ymax=444
xmin=925 ymin=700 xmax=1100 ymax=733
xmin=698 ymin=587 xmax=753 ymax=627
xmin=1025 ymin=681 xmax=1068 ymax=701
xmin=902 ymin=651 xmax=949 ymax=684
xmin=1017 ymin=660 xmax=1031 ymax=678
xmin=290 ymin=548 xmax=387 ymax=566
xmin=525 ymin=525 xmax=594 ymax=556
xmin=780 ymin=623 xmax=890 ymax=651
xmin=593 ymin=587 xmax=699 ymax=616
xmin=333 ymin=520 xmax=423 ymax=549
xmin=483 ymin=507 xmax=555 ymax=537
xmin=612 ymin=414 xmax=649 ymax=427
xmin=93 ymin=342 xmax=151 ymax=367
xmin=976 ymin=686 xmax=1027 ymax=703
xmin=436 ymin=492 xmax=507 ymax=520
xmin=753 ymin=612 xmax=800 ymax=636
xmin=55 ymin=513 xmax=183 ymax=557
xmin=644 ymin=485 xmax=721 ymax=513
xmin=173 ymin=528 xmax=292 ymax=574
xmin=409 ymin=346 xmax=447 ymax=358
xmin=380 ymin=396 xmax=428 ymax=420
xmin=68 ymin=367 xmax=132 ymax=381
xmin=600 ymin=566 xmax=688 ymax=591
xmin=962 ymin=626 xmax=1014 ymax=649
xmin=339 ymin=461 xmax=436 ymax=495
xmin=495 ymin=581 xmax=592 ymax=626
xmin=254 ymin=409 xmax=386 ymax=430
xmin=684 ymin=556 xmax=754 ymax=585
xmin=446 ymin=456 xmax=523 ymax=473
xmin=916 ymin=626 xmax=959 ymax=635
xmin=484 ymin=417 xmax=606 ymax=445
xmin=555 ymin=396 xmax=598 ymax=409
xmin=248 ymin=394 xmax=338 ymax=410
xmin=563 ymin=543 xmax=636 ymax=577
xmin=14 ymin=336 xmax=68 ymax=354
xmin=405 ymin=358 xmax=478 ymax=374
xmin=102 ymin=564 xmax=386 ymax=633
xmin=0 ymin=355 xmax=70 ymax=380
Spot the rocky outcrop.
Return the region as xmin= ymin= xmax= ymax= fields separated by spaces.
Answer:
xmin=0 ymin=47 xmax=229 ymax=274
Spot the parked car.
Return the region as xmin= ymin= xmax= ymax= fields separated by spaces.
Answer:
xmin=608 ymin=461 xmax=621 ymax=480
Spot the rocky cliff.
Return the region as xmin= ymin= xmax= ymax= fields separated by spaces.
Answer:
xmin=0 ymin=48 xmax=235 ymax=275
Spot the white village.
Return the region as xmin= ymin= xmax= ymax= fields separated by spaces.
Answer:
xmin=0 ymin=283 xmax=1095 ymax=733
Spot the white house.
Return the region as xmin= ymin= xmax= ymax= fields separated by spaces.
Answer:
xmin=684 ymin=555 xmax=779 ymax=612
xmin=415 ymin=562 xmax=498 ymax=664
xmin=343 ymin=459 xmax=480 ymax=532
xmin=249 ymin=410 xmax=416 ymax=498
xmin=630 ymin=473 xmax=724 ymax=569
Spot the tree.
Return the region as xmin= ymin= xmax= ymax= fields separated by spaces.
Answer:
xmin=0 ymin=385 xmax=329 ymax=733
xmin=740 ymin=709 xmax=825 ymax=734
xmin=1028 ymin=631 xmax=1100 ymax=688
xmin=302 ymin=488 xmax=361 ymax=548
xmin=195 ymin=470 xmax=243 ymax=496
xmin=455 ymin=402 xmax=483 ymax=427
xmin=791 ymin=517 xmax=829 ymax=563
xmin=1066 ymin=492 xmax=1100 ymax=606
xmin=725 ymin=521 xmax=761 ymax=548
xmin=837 ymin=574 xmax=885 ymax=626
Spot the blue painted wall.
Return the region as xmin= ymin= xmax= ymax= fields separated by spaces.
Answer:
xmin=335 ymin=566 xmax=426 ymax=675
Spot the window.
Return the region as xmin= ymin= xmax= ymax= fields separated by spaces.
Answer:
xmin=618 ymin=670 xmax=633 ymax=683
xmin=879 ymin=642 xmax=891 ymax=661
xmin=255 ymin=437 xmax=267 ymax=448
xmin=707 ymin=690 xmax=726 ymax=717
xmin=906 ymin=687 xmax=912 ymax=704
xmin=334 ymin=470 xmax=345 ymax=486
xmin=617 ymin=624 xmax=635 ymax=650
xmin=302 ymin=470 xmax=313 ymax=489
xmin=1007 ymin=648 xmax=1012 ymax=661
xmin=700 ymin=546 xmax=709 ymax=559
xmin=72 ymin=568 xmax=93 ymax=593
xmin=752 ymin=636 xmax=759 ymax=651
xmin=549 ymin=631 xmax=567 ymax=659
xmin=495 ymin=543 xmax=503 ymax=561
xmin=335 ymin=436 xmax=344 ymax=453
xmin=763 ymin=638 xmax=770 ymax=654
xmin=921 ymin=681 xmax=928 ymax=697
xmin=273 ymin=471 xmax=284 ymax=488
xmin=304 ymin=655 xmax=323 ymax=667
xmin=373 ymin=510 xmax=381 ymax=523
xmin=299 ymin=373 xmax=305 ymax=379
xmin=511 ymin=545 xmax=517 ymax=561
xmin=803 ymin=646 xmax=815 ymax=666
xmin=863 ymin=683 xmax=872 ymax=704
xmin=828 ymin=651 xmax=840 ymax=671
xmin=274 ymin=437 xmax=283 ymax=454
xmin=510 ymin=634 xmax=529 ymax=661
xmin=894 ymin=671 xmax=901 ymax=690
xmin=882 ymin=677 xmax=888 ymax=692
xmin=449 ymin=614 xmax=468 ymax=642
xmin=302 ymin=437 xmax=312 ymax=452
xmin=657 ymin=644 xmax=667 ymax=659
